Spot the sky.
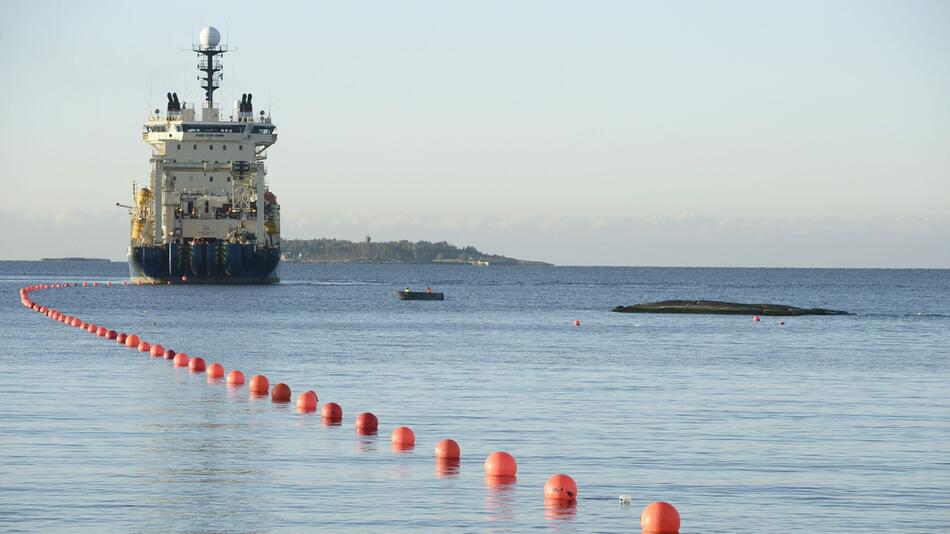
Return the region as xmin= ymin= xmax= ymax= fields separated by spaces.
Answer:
xmin=1 ymin=0 xmax=947 ymax=266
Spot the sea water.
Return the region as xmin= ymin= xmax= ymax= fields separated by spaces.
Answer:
xmin=0 ymin=261 xmax=948 ymax=532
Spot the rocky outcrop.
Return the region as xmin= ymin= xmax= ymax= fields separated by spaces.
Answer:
xmin=611 ymin=300 xmax=849 ymax=316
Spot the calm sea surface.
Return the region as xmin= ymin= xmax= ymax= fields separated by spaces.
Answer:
xmin=1 ymin=261 xmax=948 ymax=533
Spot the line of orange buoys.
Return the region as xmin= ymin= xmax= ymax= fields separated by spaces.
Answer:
xmin=18 ymin=281 xmax=681 ymax=531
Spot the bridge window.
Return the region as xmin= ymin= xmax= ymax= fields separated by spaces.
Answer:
xmin=181 ymin=124 xmax=245 ymax=133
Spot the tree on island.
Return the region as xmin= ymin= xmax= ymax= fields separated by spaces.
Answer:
xmin=280 ymin=238 xmax=549 ymax=265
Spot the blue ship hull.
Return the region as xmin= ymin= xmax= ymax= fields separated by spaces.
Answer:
xmin=128 ymin=243 xmax=280 ymax=284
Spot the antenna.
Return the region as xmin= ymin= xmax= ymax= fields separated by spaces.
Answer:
xmin=194 ymin=26 xmax=227 ymax=106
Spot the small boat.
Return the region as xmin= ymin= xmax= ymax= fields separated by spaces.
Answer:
xmin=395 ymin=291 xmax=444 ymax=301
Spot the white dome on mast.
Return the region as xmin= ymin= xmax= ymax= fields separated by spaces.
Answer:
xmin=199 ymin=26 xmax=221 ymax=50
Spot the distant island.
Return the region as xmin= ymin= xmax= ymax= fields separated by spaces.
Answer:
xmin=41 ymin=257 xmax=111 ymax=262
xmin=282 ymin=237 xmax=551 ymax=266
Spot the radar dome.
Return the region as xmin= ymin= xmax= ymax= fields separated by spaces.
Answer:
xmin=199 ymin=26 xmax=221 ymax=50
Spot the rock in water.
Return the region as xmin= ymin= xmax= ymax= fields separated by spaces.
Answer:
xmin=611 ymin=300 xmax=849 ymax=316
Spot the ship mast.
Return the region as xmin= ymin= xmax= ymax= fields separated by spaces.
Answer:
xmin=194 ymin=27 xmax=226 ymax=109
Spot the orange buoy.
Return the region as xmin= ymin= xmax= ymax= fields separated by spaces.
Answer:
xmin=116 ymin=333 xmax=127 ymax=344
xmin=226 ymin=369 xmax=245 ymax=385
xmin=435 ymin=438 xmax=461 ymax=459
xmin=574 ymin=319 xmax=581 ymax=326
xmin=355 ymin=412 xmax=379 ymax=431
xmin=544 ymin=474 xmax=578 ymax=501
xmin=163 ymin=348 xmax=176 ymax=360
xmin=150 ymin=344 xmax=165 ymax=357
xmin=484 ymin=451 xmax=517 ymax=477
xmin=249 ymin=374 xmax=269 ymax=395
xmin=125 ymin=334 xmax=140 ymax=347
xmin=391 ymin=426 xmax=415 ymax=446
xmin=86 ymin=324 xmax=97 ymax=333
xmin=106 ymin=330 xmax=117 ymax=340
xmin=753 ymin=315 xmax=761 ymax=322
xmin=71 ymin=318 xmax=81 ymax=327
xmin=641 ymin=501 xmax=680 ymax=533
xmin=138 ymin=340 xmax=151 ymax=352
xmin=206 ymin=362 xmax=224 ymax=379
xmin=96 ymin=326 xmax=108 ymax=337
xmin=321 ymin=402 xmax=342 ymax=421
xmin=181 ymin=275 xmax=188 ymax=283
xmin=172 ymin=353 xmax=190 ymax=367
xmin=296 ymin=390 xmax=317 ymax=412
xmin=271 ymin=383 xmax=291 ymax=402
xmin=188 ymin=356 xmax=206 ymax=372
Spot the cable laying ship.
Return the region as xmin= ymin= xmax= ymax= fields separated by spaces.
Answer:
xmin=128 ymin=26 xmax=280 ymax=284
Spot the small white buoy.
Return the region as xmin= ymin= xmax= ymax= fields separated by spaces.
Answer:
xmin=619 ymin=494 xmax=633 ymax=505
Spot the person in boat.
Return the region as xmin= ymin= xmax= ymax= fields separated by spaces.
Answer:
xmin=426 ymin=287 xmax=432 ymax=293
xmin=404 ymin=287 xmax=411 ymax=293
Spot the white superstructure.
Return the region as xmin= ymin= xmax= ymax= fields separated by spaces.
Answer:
xmin=130 ymin=26 xmax=280 ymax=252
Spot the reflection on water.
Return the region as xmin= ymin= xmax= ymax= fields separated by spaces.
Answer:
xmin=356 ymin=433 xmax=377 ymax=453
xmin=544 ymin=500 xmax=577 ymax=521
xmin=484 ymin=476 xmax=517 ymax=522
xmin=225 ymin=385 xmax=246 ymax=402
xmin=435 ymin=458 xmax=460 ymax=478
